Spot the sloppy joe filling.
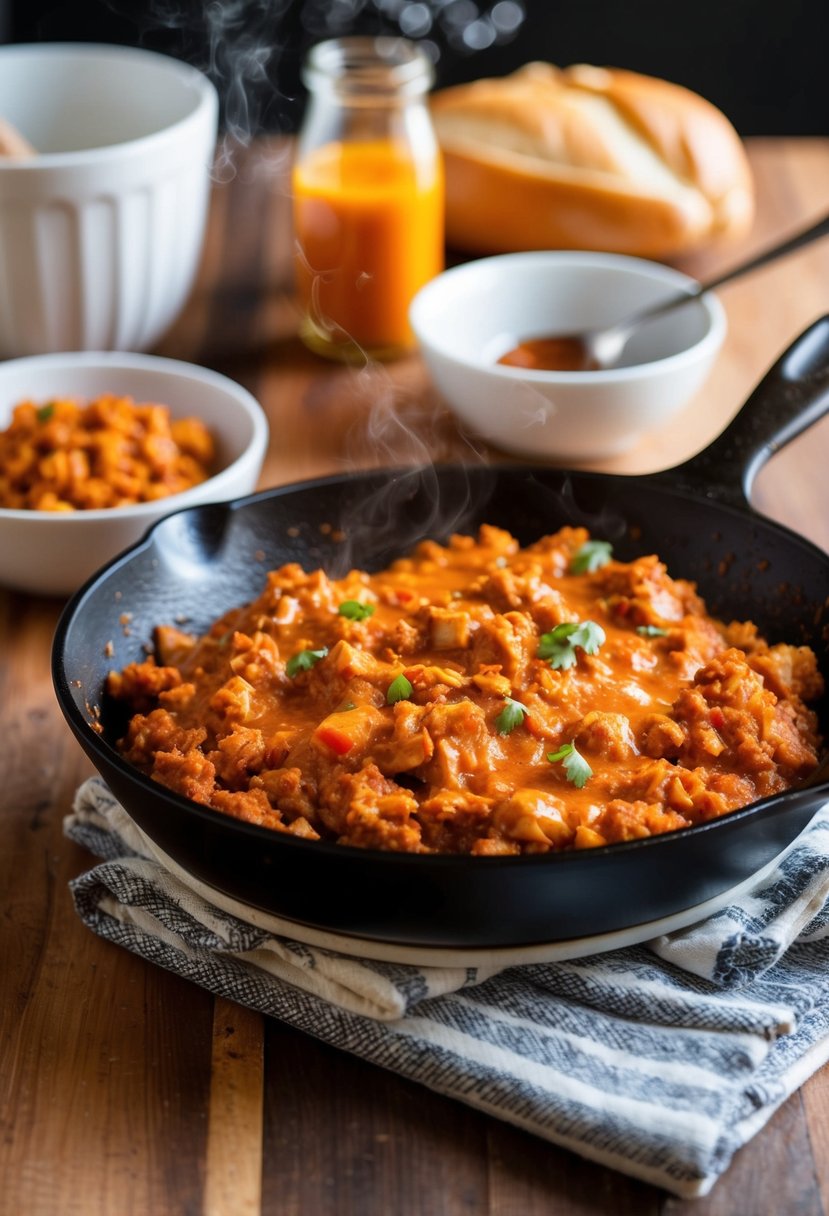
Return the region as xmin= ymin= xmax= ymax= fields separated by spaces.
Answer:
xmin=107 ymin=525 xmax=823 ymax=855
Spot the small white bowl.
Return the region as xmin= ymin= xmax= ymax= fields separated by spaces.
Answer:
xmin=409 ymin=251 xmax=727 ymax=461
xmin=0 ymin=43 xmax=218 ymax=357
xmin=0 ymin=352 xmax=269 ymax=596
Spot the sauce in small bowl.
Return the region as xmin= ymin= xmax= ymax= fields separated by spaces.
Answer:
xmin=497 ymin=335 xmax=599 ymax=372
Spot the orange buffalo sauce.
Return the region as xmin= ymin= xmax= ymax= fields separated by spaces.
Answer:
xmin=293 ymin=138 xmax=444 ymax=360
xmin=498 ymin=336 xmax=599 ymax=372
xmin=108 ymin=525 xmax=823 ymax=856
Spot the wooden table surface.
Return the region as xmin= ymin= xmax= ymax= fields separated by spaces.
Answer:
xmin=3 ymin=137 xmax=829 ymax=1216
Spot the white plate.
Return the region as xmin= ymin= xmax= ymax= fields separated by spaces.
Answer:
xmin=136 ymin=823 xmax=804 ymax=969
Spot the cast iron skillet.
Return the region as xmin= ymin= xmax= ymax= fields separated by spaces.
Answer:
xmin=53 ymin=318 xmax=829 ymax=949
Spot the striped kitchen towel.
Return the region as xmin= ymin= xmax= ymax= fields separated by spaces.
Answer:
xmin=65 ymin=776 xmax=829 ymax=1199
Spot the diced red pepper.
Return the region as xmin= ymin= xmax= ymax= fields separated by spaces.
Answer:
xmin=710 ymin=708 xmax=725 ymax=730
xmin=314 ymin=725 xmax=354 ymax=755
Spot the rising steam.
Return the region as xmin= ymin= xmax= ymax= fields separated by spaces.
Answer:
xmin=321 ymin=359 xmax=489 ymax=573
xmin=105 ymin=0 xmax=527 ymax=160
xmin=101 ymin=0 xmax=538 ymax=563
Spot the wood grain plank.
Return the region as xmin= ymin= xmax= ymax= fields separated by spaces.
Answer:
xmin=802 ymin=1066 xmax=829 ymax=1216
xmin=203 ymin=1000 xmax=265 ymax=1216
xmin=0 ymin=599 xmax=215 ymax=1216
xmin=261 ymin=1022 xmax=490 ymax=1216
xmin=662 ymin=1091 xmax=823 ymax=1216
xmin=747 ymin=139 xmax=829 ymax=554
xmin=484 ymin=1122 xmax=662 ymax=1216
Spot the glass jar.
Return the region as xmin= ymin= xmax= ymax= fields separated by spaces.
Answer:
xmin=292 ymin=37 xmax=444 ymax=362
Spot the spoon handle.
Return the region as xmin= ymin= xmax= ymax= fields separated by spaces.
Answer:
xmin=699 ymin=207 xmax=829 ymax=295
xmin=625 ymin=208 xmax=829 ymax=330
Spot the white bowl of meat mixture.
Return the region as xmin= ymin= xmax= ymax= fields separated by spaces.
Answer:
xmin=0 ymin=352 xmax=268 ymax=596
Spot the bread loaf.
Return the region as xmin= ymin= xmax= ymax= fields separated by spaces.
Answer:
xmin=431 ymin=63 xmax=754 ymax=259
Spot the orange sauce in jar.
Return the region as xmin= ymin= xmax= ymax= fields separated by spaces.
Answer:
xmin=293 ymin=138 xmax=444 ymax=360
xmin=498 ymin=336 xmax=599 ymax=372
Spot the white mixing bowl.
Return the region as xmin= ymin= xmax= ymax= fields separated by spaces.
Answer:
xmin=0 ymin=43 xmax=218 ymax=357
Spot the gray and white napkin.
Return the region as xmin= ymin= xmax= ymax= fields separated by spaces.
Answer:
xmin=65 ymin=776 xmax=829 ymax=1199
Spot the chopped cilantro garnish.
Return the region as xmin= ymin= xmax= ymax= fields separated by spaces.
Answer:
xmin=537 ymin=620 xmax=606 ymax=669
xmin=547 ymin=741 xmax=593 ymax=788
xmin=36 ymin=402 xmax=55 ymax=423
xmin=338 ymin=600 xmax=375 ymax=621
xmin=570 ymin=540 xmax=612 ymax=574
xmin=495 ymin=697 xmax=527 ymax=735
xmin=636 ymin=625 xmax=668 ymax=637
xmin=387 ymin=674 xmax=413 ymax=704
xmin=286 ymin=647 xmax=328 ymax=678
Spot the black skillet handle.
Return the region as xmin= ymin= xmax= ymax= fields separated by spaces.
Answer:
xmin=648 ymin=315 xmax=829 ymax=509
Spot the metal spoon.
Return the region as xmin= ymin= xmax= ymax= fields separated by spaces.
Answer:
xmin=567 ymin=208 xmax=829 ymax=369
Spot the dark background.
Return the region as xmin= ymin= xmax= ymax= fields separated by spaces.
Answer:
xmin=3 ymin=0 xmax=827 ymax=137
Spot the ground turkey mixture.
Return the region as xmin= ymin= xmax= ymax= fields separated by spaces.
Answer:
xmin=107 ymin=525 xmax=823 ymax=855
